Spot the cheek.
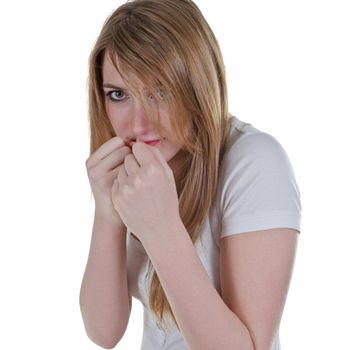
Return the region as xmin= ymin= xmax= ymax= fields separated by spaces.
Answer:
xmin=104 ymin=98 xmax=112 ymax=117
xmin=105 ymin=102 xmax=125 ymax=134
xmin=158 ymin=109 xmax=176 ymax=138
xmin=105 ymin=104 xmax=115 ymax=127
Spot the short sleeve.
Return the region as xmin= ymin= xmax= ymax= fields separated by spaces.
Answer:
xmin=219 ymin=131 xmax=301 ymax=239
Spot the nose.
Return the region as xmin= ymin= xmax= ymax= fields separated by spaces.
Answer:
xmin=130 ymin=98 xmax=153 ymax=136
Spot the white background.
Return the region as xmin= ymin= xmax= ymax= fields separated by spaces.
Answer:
xmin=0 ymin=0 xmax=349 ymax=349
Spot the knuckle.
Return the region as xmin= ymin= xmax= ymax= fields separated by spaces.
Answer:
xmin=116 ymin=137 xmax=127 ymax=149
xmin=87 ymin=166 xmax=98 ymax=179
xmin=130 ymin=177 xmax=140 ymax=188
xmin=124 ymin=153 xmax=134 ymax=162
xmin=145 ymin=163 xmax=158 ymax=175
xmin=96 ymin=176 xmax=107 ymax=187
xmin=85 ymin=157 xmax=93 ymax=169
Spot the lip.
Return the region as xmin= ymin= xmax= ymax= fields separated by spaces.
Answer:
xmin=127 ymin=139 xmax=161 ymax=147
xmin=144 ymin=139 xmax=160 ymax=146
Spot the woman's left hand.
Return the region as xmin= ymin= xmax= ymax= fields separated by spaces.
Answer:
xmin=111 ymin=142 xmax=181 ymax=244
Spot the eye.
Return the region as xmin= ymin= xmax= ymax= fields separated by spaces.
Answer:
xmin=156 ymin=88 xmax=165 ymax=100
xmin=147 ymin=88 xmax=165 ymax=102
xmin=105 ymin=90 xmax=129 ymax=102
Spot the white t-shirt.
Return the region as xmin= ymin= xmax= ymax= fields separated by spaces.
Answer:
xmin=126 ymin=115 xmax=302 ymax=349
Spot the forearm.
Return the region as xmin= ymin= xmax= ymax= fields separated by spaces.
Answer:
xmin=79 ymin=213 xmax=130 ymax=348
xmin=142 ymin=220 xmax=254 ymax=350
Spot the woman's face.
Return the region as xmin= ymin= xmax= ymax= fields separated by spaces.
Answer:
xmin=102 ymin=54 xmax=183 ymax=167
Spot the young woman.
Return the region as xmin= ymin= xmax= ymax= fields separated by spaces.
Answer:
xmin=79 ymin=1 xmax=301 ymax=349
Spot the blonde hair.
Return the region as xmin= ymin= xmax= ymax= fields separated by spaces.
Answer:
xmin=87 ymin=0 xmax=232 ymax=331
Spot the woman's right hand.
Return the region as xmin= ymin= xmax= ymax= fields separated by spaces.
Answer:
xmin=85 ymin=136 xmax=132 ymax=227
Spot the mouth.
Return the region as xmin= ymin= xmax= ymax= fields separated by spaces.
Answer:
xmin=144 ymin=139 xmax=161 ymax=146
xmin=127 ymin=139 xmax=161 ymax=148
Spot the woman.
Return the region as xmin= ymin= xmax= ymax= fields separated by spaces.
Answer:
xmin=79 ymin=0 xmax=301 ymax=349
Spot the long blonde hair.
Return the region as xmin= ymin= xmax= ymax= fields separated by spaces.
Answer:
xmin=87 ymin=0 xmax=232 ymax=331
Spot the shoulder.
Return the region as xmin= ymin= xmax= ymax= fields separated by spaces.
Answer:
xmin=220 ymin=120 xmax=297 ymax=187
xmin=219 ymin=124 xmax=299 ymax=203
xmin=215 ymin=117 xmax=301 ymax=238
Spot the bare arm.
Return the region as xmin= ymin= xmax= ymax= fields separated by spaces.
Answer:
xmin=141 ymin=219 xmax=253 ymax=350
xmin=79 ymin=212 xmax=131 ymax=349
xmin=142 ymin=220 xmax=298 ymax=350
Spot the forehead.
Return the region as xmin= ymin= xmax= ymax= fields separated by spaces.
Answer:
xmin=102 ymin=53 xmax=142 ymax=88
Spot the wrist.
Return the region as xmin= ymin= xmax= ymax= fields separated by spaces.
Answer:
xmin=93 ymin=210 xmax=126 ymax=233
xmin=141 ymin=216 xmax=185 ymax=250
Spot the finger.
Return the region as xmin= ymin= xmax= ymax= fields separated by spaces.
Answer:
xmin=117 ymin=164 xmax=128 ymax=186
xmin=123 ymin=153 xmax=140 ymax=175
xmin=110 ymin=163 xmax=125 ymax=180
xmin=150 ymin=146 xmax=169 ymax=171
xmin=133 ymin=142 xmax=169 ymax=171
xmin=132 ymin=142 xmax=157 ymax=167
xmin=100 ymin=146 xmax=131 ymax=173
xmin=87 ymin=146 xmax=132 ymax=182
xmin=96 ymin=137 xmax=125 ymax=160
xmin=87 ymin=137 xmax=125 ymax=167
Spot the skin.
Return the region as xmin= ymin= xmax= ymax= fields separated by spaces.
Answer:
xmin=101 ymin=53 xmax=183 ymax=174
xmin=89 ymin=53 xmax=299 ymax=350
xmin=102 ymin=53 xmax=184 ymax=242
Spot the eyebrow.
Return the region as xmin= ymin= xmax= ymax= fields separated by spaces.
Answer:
xmin=102 ymin=83 xmax=154 ymax=96
xmin=102 ymin=83 xmax=129 ymax=90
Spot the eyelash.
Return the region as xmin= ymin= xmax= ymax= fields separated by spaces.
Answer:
xmin=105 ymin=90 xmax=129 ymax=103
xmin=105 ymin=89 xmax=165 ymax=103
